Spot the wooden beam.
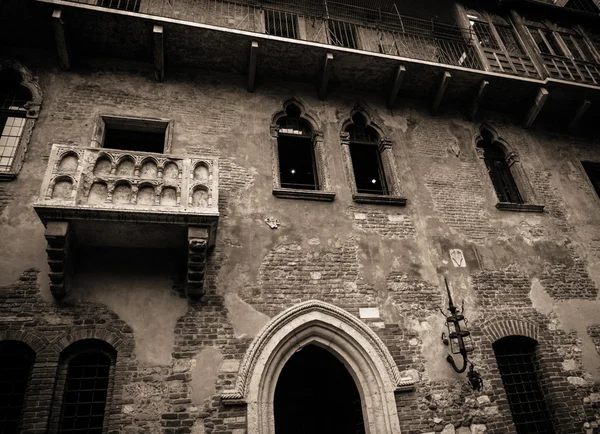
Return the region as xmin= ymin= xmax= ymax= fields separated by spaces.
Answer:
xmin=523 ymin=87 xmax=549 ymax=129
xmin=52 ymin=9 xmax=70 ymax=70
xmin=247 ymin=40 xmax=259 ymax=92
xmin=431 ymin=71 xmax=451 ymax=114
xmin=469 ymin=80 xmax=489 ymax=120
xmin=153 ymin=25 xmax=165 ymax=82
xmin=569 ymin=99 xmax=591 ymax=133
xmin=318 ymin=52 xmax=334 ymax=101
xmin=387 ymin=64 xmax=406 ymax=109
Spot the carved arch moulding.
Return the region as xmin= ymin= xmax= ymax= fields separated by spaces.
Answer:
xmin=221 ymin=300 xmax=416 ymax=434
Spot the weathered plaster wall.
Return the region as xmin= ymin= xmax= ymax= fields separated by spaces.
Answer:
xmin=0 ymin=58 xmax=599 ymax=433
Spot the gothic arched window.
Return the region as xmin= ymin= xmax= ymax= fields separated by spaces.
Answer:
xmin=346 ymin=113 xmax=386 ymax=195
xmin=56 ymin=340 xmax=116 ymax=434
xmin=0 ymin=341 xmax=35 ymax=433
xmin=0 ymin=68 xmax=30 ymax=174
xmin=271 ymin=100 xmax=334 ymax=201
xmin=277 ymin=104 xmax=318 ymax=191
xmin=493 ymin=336 xmax=555 ymax=433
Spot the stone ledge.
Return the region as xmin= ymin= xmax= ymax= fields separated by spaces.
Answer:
xmin=495 ymin=202 xmax=545 ymax=213
xmin=272 ymin=188 xmax=336 ymax=202
xmin=352 ymin=193 xmax=407 ymax=206
xmin=0 ymin=172 xmax=17 ymax=181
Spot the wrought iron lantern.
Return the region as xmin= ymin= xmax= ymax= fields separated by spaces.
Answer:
xmin=440 ymin=278 xmax=483 ymax=390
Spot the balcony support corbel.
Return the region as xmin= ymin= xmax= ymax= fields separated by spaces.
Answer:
xmin=318 ymin=52 xmax=334 ymax=100
xmin=153 ymin=25 xmax=165 ymax=82
xmin=523 ymin=87 xmax=549 ymax=129
xmin=469 ymin=80 xmax=489 ymax=121
xmin=248 ymin=40 xmax=259 ymax=92
xmin=387 ymin=64 xmax=406 ymax=109
xmin=44 ymin=221 xmax=75 ymax=299
xmin=432 ymin=71 xmax=451 ymax=115
xmin=568 ymin=99 xmax=591 ymax=133
xmin=186 ymin=227 xmax=209 ymax=299
xmin=52 ymin=9 xmax=71 ymax=70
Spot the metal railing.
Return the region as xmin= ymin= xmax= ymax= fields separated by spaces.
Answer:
xmin=56 ymin=0 xmax=484 ymax=72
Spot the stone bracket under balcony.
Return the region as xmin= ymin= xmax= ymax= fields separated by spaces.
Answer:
xmin=34 ymin=144 xmax=220 ymax=300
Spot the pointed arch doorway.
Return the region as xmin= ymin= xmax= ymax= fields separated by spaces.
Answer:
xmin=274 ymin=344 xmax=365 ymax=434
xmin=221 ymin=300 xmax=416 ymax=434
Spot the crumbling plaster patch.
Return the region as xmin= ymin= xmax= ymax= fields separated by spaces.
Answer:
xmin=224 ymin=293 xmax=270 ymax=338
xmin=530 ymin=279 xmax=600 ymax=382
xmin=190 ymin=347 xmax=223 ymax=406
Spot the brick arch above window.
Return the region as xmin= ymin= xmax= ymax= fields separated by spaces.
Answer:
xmin=474 ymin=123 xmax=544 ymax=213
xmin=0 ymin=59 xmax=43 ymax=180
xmin=44 ymin=327 xmax=131 ymax=358
xmin=0 ymin=330 xmax=49 ymax=353
xmin=480 ymin=318 xmax=540 ymax=343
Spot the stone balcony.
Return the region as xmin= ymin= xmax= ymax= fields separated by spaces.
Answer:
xmin=34 ymin=144 xmax=219 ymax=299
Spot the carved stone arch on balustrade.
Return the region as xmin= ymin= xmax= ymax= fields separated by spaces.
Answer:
xmin=93 ymin=152 xmax=114 ymax=176
xmin=480 ymin=318 xmax=540 ymax=344
xmin=137 ymin=181 xmax=157 ymax=206
xmin=115 ymin=154 xmax=136 ymax=177
xmin=474 ymin=123 xmax=541 ymax=207
xmin=193 ymin=160 xmax=211 ymax=183
xmin=221 ymin=300 xmax=416 ymax=434
xmin=140 ymin=156 xmax=159 ymax=178
xmin=340 ymin=103 xmax=403 ymax=197
xmin=270 ymin=97 xmax=332 ymax=193
xmin=56 ymin=149 xmax=81 ymax=173
xmin=112 ymin=179 xmax=133 ymax=204
xmin=49 ymin=174 xmax=76 ymax=200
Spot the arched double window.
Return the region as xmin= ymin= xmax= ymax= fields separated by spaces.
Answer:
xmin=493 ymin=336 xmax=555 ymax=433
xmin=0 ymin=341 xmax=35 ymax=433
xmin=54 ymin=340 xmax=116 ymax=434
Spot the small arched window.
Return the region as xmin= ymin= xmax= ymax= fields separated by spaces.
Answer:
xmin=276 ymin=104 xmax=318 ymax=191
xmin=56 ymin=340 xmax=116 ymax=434
xmin=0 ymin=68 xmax=31 ymax=174
xmin=493 ymin=336 xmax=555 ymax=433
xmin=0 ymin=341 xmax=35 ymax=433
xmin=478 ymin=131 xmax=522 ymax=204
xmin=346 ymin=113 xmax=387 ymax=195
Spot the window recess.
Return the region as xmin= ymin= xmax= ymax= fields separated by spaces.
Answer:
xmin=582 ymin=161 xmax=600 ymax=198
xmin=467 ymin=10 xmax=539 ymax=77
xmin=494 ymin=337 xmax=555 ymax=434
xmin=97 ymin=0 xmax=141 ymax=12
xmin=92 ymin=115 xmax=172 ymax=154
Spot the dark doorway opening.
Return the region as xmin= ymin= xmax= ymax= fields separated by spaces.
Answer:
xmin=274 ymin=344 xmax=365 ymax=434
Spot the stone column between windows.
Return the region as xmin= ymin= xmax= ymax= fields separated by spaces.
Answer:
xmin=378 ymin=138 xmax=402 ymax=196
xmin=339 ymin=132 xmax=359 ymax=194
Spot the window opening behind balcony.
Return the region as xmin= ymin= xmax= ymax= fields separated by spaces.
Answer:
xmin=582 ymin=161 xmax=600 ymax=198
xmin=100 ymin=116 xmax=168 ymax=154
xmin=264 ymin=9 xmax=298 ymax=39
xmin=97 ymin=0 xmax=140 ymax=12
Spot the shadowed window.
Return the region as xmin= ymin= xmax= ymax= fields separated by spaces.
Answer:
xmin=347 ymin=113 xmax=387 ymax=195
xmin=0 ymin=68 xmax=30 ymax=173
xmin=0 ymin=341 xmax=35 ymax=433
xmin=582 ymin=161 xmax=600 ymax=198
xmin=478 ymin=131 xmax=522 ymax=204
xmin=274 ymin=344 xmax=365 ymax=434
xmin=277 ymin=104 xmax=318 ymax=190
xmin=494 ymin=336 xmax=554 ymax=434
xmin=58 ymin=341 xmax=115 ymax=434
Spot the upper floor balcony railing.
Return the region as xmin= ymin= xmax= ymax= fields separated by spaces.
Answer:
xmin=59 ymin=0 xmax=484 ymax=71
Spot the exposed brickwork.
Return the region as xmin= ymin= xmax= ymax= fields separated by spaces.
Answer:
xmin=241 ymin=239 xmax=376 ymax=317
xmin=348 ymin=206 xmax=416 ymax=239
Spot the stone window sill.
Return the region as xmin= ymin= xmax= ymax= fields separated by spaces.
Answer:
xmin=352 ymin=193 xmax=407 ymax=206
xmin=272 ymin=188 xmax=336 ymax=202
xmin=0 ymin=172 xmax=17 ymax=181
xmin=496 ymin=202 xmax=545 ymax=213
